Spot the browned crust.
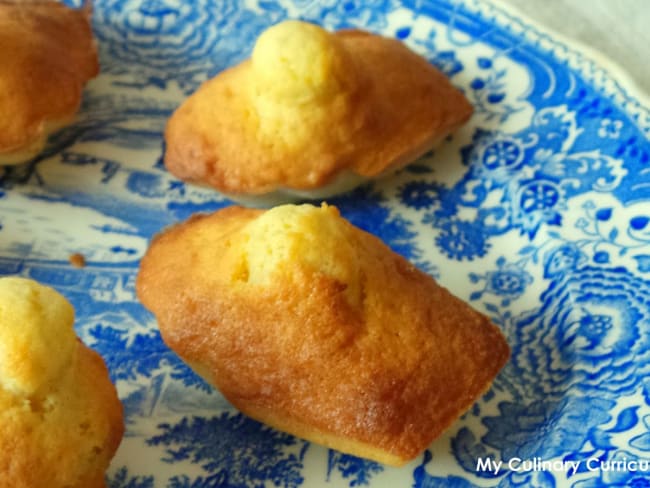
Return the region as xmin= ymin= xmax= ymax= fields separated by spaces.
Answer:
xmin=136 ymin=206 xmax=509 ymax=466
xmin=164 ymin=28 xmax=473 ymax=195
xmin=69 ymin=252 xmax=87 ymax=268
xmin=0 ymin=341 xmax=124 ymax=488
xmin=0 ymin=1 xmax=98 ymax=161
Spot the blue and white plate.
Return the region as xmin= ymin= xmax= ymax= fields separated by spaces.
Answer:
xmin=2 ymin=1 xmax=649 ymax=487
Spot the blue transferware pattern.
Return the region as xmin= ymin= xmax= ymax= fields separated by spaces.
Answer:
xmin=1 ymin=0 xmax=649 ymax=486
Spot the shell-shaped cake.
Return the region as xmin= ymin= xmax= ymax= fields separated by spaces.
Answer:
xmin=0 ymin=1 xmax=98 ymax=165
xmin=0 ymin=277 xmax=123 ymax=488
xmin=137 ymin=204 xmax=508 ymax=466
xmin=164 ymin=21 xmax=473 ymax=205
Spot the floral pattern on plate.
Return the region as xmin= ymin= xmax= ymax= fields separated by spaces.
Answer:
xmin=1 ymin=0 xmax=649 ymax=486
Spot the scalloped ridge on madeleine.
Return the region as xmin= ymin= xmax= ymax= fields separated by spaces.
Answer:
xmin=136 ymin=204 xmax=509 ymax=466
xmin=0 ymin=277 xmax=123 ymax=488
xmin=164 ymin=20 xmax=473 ymax=202
xmin=0 ymin=1 xmax=98 ymax=165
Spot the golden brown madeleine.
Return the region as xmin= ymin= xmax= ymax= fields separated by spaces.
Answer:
xmin=137 ymin=204 xmax=509 ymax=466
xmin=0 ymin=0 xmax=98 ymax=165
xmin=165 ymin=21 xmax=472 ymax=202
xmin=0 ymin=277 xmax=123 ymax=488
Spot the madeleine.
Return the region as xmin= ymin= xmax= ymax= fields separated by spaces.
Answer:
xmin=0 ymin=277 xmax=123 ymax=488
xmin=0 ymin=1 xmax=98 ymax=165
xmin=137 ymin=204 xmax=508 ymax=466
xmin=165 ymin=21 xmax=472 ymax=205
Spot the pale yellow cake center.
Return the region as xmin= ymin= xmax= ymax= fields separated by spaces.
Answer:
xmin=251 ymin=20 xmax=351 ymax=103
xmin=248 ymin=21 xmax=359 ymax=147
xmin=0 ymin=277 xmax=76 ymax=395
xmin=241 ymin=204 xmax=362 ymax=306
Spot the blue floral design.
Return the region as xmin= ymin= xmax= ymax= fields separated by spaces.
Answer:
xmin=514 ymin=178 xmax=565 ymax=232
xmin=598 ymin=119 xmax=623 ymax=139
xmin=481 ymin=396 xmax=614 ymax=462
xmin=93 ymin=0 xmax=286 ymax=91
xmin=431 ymin=50 xmax=464 ymax=77
xmin=433 ymin=219 xmax=490 ymax=260
xmin=543 ymin=243 xmax=588 ymax=278
xmin=399 ymin=181 xmax=444 ymax=210
xmin=327 ymin=451 xmax=383 ymax=487
xmin=460 ymin=130 xmax=528 ymax=185
xmin=148 ymin=413 xmax=308 ymax=488
xmin=93 ymin=0 xmax=237 ymax=70
xmin=572 ymin=451 xmax=650 ymax=487
xmin=467 ymin=57 xmax=521 ymax=122
xmin=629 ymin=414 xmax=650 ymax=452
xmin=414 ymin=30 xmax=465 ymax=78
xmin=1 ymin=0 xmax=650 ymax=486
xmin=407 ymin=105 xmax=631 ymax=259
xmin=413 ymin=452 xmax=480 ymax=488
xmin=297 ymin=0 xmax=400 ymax=29
xmin=498 ymin=471 xmax=556 ymax=488
xmin=469 ymin=256 xmax=533 ymax=305
xmin=88 ymin=324 xmax=211 ymax=392
xmin=512 ymin=267 xmax=650 ymax=399
xmin=480 ymin=138 xmax=524 ymax=172
xmin=569 ymin=200 xmax=650 ymax=264
xmin=107 ymin=467 xmax=155 ymax=488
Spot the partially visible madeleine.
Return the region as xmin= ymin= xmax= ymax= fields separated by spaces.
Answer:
xmin=137 ymin=204 xmax=509 ymax=466
xmin=0 ymin=1 xmax=98 ymax=165
xmin=165 ymin=21 xmax=472 ymax=204
xmin=0 ymin=277 xmax=123 ymax=488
